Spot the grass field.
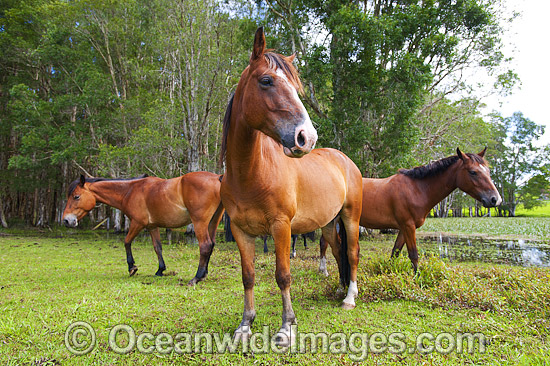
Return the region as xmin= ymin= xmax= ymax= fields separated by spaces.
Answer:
xmin=0 ymin=220 xmax=549 ymax=365
xmin=516 ymin=201 xmax=550 ymax=218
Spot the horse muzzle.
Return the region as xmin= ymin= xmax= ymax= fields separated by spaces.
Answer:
xmin=480 ymin=191 xmax=502 ymax=208
xmin=63 ymin=214 xmax=78 ymax=228
xmin=281 ymin=122 xmax=318 ymax=158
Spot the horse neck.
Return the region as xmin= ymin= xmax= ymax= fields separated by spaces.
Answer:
xmin=225 ymin=102 xmax=280 ymax=184
xmin=416 ymin=163 xmax=460 ymax=210
xmin=88 ymin=181 xmax=132 ymax=210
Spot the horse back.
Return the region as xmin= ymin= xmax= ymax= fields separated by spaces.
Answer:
xmin=361 ymin=174 xmax=426 ymax=230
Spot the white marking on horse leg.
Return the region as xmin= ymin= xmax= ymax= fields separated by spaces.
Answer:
xmin=342 ymin=280 xmax=358 ymax=309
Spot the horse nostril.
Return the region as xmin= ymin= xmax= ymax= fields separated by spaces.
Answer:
xmin=491 ymin=197 xmax=497 ymax=205
xmin=296 ymin=130 xmax=306 ymax=147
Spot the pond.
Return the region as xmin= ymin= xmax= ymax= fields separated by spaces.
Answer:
xmin=417 ymin=233 xmax=550 ymax=268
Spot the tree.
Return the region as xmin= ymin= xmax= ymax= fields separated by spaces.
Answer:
xmin=259 ymin=0 xmax=516 ymax=177
xmin=491 ymin=112 xmax=545 ymax=216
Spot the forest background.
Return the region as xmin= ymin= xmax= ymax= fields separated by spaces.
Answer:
xmin=1 ymin=0 xmax=549 ymax=229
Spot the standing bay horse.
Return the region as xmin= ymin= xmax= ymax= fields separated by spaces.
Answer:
xmin=220 ymin=27 xmax=363 ymax=347
xmin=62 ymin=172 xmax=224 ymax=284
xmin=319 ymin=148 xmax=502 ymax=273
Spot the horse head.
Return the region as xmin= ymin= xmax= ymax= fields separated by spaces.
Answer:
xmin=456 ymin=147 xmax=502 ymax=208
xmin=236 ymin=27 xmax=317 ymax=158
xmin=62 ymin=174 xmax=97 ymax=227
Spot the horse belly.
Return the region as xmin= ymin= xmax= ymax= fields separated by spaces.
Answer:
xmin=291 ymin=196 xmax=343 ymax=234
xmin=149 ymin=204 xmax=192 ymax=229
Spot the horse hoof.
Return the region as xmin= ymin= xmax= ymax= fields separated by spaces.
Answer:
xmin=155 ymin=272 xmax=164 ymax=277
xmin=319 ymin=269 xmax=329 ymax=277
xmin=273 ymin=328 xmax=296 ymax=348
xmin=129 ymin=267 xmax=138 ymax=276
xmin=233 ymin=326 xmax=252 ymax=343
xmin=341 ymin=301 xmax=356 ymax=310
xmin=187 ymin=278 xmax=198 ymax=286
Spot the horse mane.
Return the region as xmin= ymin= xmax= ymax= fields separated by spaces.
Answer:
xmin=219 ymin=93 xmax=234 ymax=166
xmin=67 ymin=174 xmax=148 ymax=196
xmin=219 ymin=52 xmax=303 ymax=165
xmin=398 ymin=153 xmax=486 ymax=179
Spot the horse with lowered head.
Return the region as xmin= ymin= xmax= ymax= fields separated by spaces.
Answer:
xmin=62 ymin=172 xmax=224 ymax=284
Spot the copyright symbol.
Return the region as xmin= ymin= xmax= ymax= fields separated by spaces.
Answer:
xmin=65 ymin=321 xmax=96 ymax=355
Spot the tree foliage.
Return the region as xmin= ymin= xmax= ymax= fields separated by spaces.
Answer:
xmin=0 ymin=0 xmax=544 ymax=226
xmin=490 ymin=112 xmax=546 ymax=216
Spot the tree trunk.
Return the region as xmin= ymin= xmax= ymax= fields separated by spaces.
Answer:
xmin=0 ymin=201 xmax=8 ymax=228
xmin=114 ymin=209 xmax=122 ymax=233
xmin=509 ymin=204 xmax=516 ymax=217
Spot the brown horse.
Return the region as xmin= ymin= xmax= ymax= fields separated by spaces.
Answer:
xmin=319 ymin=148 xmax=502 ymax=273
xmin=62 ymin=172 xmax=224 ymax=284
xmin=220 ymin=27 xmax=363 ymax=347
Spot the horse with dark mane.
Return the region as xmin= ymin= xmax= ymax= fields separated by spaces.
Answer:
xmin=62 ymin=172 xmax=224 ymax=284
xmin=319 ymin=148 xmax=501 ymax=273
xmin=219 ymin=28 xmax=363 ymax=347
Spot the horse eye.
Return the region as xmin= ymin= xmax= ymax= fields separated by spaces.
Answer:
xmin=259 ymin=76 xmax=273 ymax=87
xmin=469 ymin=171 xmax=477 ymax=176
xmin=74 ymin=195 xmax=80 ymax=200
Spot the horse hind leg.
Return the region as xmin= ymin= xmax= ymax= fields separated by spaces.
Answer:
xmin=150 ymin=228 xmax=166 ymax=276
xmin=401 ymin=225 xmax=419 ymax=273
xmin=391 ymin=231 xmax=405 ymax=258
xmin=263 ymin=235 xmax=269 ymax=253
xmin=320 ymin=220 xmax=343 ymax=288
xmin=188 ymin=222 xmax=215 ymax=285
xmin=337 ymin=213 xmax=360 ymax=310
xmin=318 ymin=235 xmax=329 ymax=277
xmin=291 ymin=234 xmax=298 ymax=258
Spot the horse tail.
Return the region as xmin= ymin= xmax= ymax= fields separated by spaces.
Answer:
xmin=224 ymin=212 xmax=235 ymax=242
xmin=338 ymin=217 xmax=351 ymax=287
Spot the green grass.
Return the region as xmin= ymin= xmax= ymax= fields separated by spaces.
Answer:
xmin=516 ymin=201 xmax=550 ymax=218
xmin=419 ymin=217 xmax=550 ymax=240
xmin=0 ymin=226 xmax=549 ymax=365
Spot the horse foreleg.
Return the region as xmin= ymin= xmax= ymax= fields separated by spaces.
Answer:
xmin=401 ymin=224 xmax=419 ymax=273
xmin=150 ymin=228 xmax=166 ymax=276
xmin=272 ymin=221 xmax=296 ymax=347
xmin=124 ymin=223 xmax=143 ymax=276
xmin=391 ymin=231 xmax=405 ymax=258
xmin=232 ymin=225 xmax=257 ymax=343
xmin=318 ymin=235 xmax=329 ymax=277
xmin=188 ymin=222 xmax=215 ymax=286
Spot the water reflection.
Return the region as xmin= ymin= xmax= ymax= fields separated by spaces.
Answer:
xmin=417 ymin=234 xmax=550 ymax=267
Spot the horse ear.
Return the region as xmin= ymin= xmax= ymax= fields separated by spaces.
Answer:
xmin=250 ymin=27 xmax=266 ymax=63
xmin=286 ymin=53 xmax=296 ymax=64
xmin=456 ymin=147 xmax=467 ymax=161
xmin=478 ymin=147 xmax=487 ymax=157
xmin=79 ymin=174 xmax=86 ymax=187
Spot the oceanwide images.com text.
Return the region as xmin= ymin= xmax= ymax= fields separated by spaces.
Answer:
xmin=65 ymin=321 xmax=488 ymax=360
